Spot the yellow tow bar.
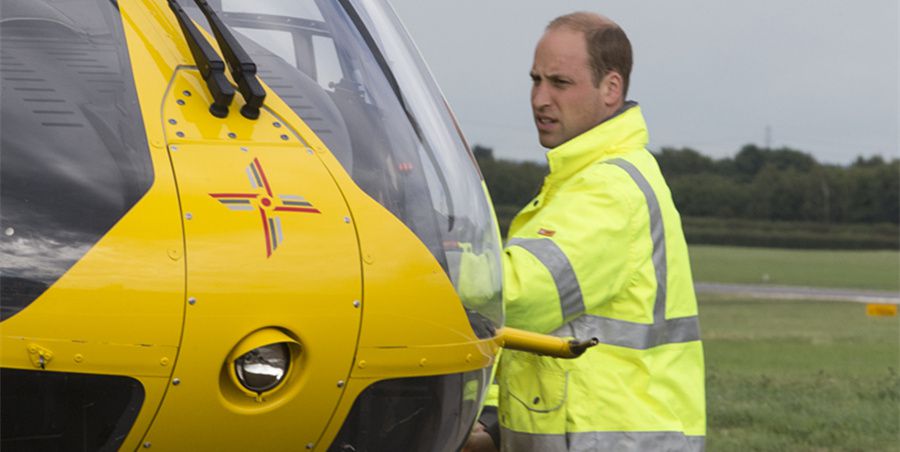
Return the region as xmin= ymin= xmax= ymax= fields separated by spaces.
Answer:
xmin=494 ymin=327 xmax=599 ymax=359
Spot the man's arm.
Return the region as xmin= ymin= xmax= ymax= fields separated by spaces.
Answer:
xmin=502 ymin=167 xmax=638 ymax=334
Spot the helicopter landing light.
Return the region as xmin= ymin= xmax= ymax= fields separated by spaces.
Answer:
xmin=227 ymin=328 xmax=300 ymax=399
xmin=222 ymin=328 xmax=303 ymax=403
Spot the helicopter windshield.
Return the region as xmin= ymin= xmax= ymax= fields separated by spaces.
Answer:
xmin=185 ymin=0 xmax=504 ymax=333
xmin=0 ymin=0 xmax=154 ymax=321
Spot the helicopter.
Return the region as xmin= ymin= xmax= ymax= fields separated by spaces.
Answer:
xmin=0 ymin=0 xmax=595 ymax=450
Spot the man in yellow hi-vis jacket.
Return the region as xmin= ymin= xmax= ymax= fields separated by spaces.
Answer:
xmin=465 ymin=11 xmax=706 ymax=452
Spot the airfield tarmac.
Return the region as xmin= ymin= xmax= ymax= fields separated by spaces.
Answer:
xmin=694 ymin=282 xmax=900 ymax=304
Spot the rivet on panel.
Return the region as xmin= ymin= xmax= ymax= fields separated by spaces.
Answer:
xmin=73 ymin=354 xmax=84 ymax=363
xmin=160 ymin=357 xmax=170 ymax=367
xmin=185 ymin=213 xmax=193 ymax=220
xmin=172 ymin=378 xmax=181 ymax=386
xmin=419 ymin=358 xmax=428 ymax=367
xmin=176 ymin=99 xmax=185 ymax=106
xmin=168 ymin=118 xmax=177 ymax=125
xmin=343 ymin=217 xmax=351 ymax=224
xmin=273 ymin=121 xmax=282 ymax=128
xmin=228 ymin=132 xmax=237 ymax=139
xmin=466 ymin=353 xmax=472 ymax=363
xmin=176 ymin=131 xmax=185 ymax=138
xmin=336 ymin=380 xmax=345 ymax=388
xmin=143 ymin=442 xmax=152 ymax=448
xmin=188 ymin=297 xmax=196 ymax=305
xmin=352 ymin=300 xmax=360 ymax=308
xmin=358 ymin=360 xmax=367 ymax=369
xmin=183 ymin=90 xmax=192 ymax=97
xmin=169 ymin=145 xmax=178 ymax=152
xmin=280 ymin=134 xmax=289 ymax=141
xmin=306 ymin=148 xmax=314 ymax=155
xmin=305 ymin=443 xmax=313 ymax=450
xmin=240 ymin=146 xmax=249 ymax=152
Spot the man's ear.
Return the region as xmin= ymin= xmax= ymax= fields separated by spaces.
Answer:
xmin=600 ymin=71 xmax=624 ymax=107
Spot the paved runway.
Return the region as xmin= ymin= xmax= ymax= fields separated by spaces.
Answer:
xmin=694 ymin=282 xmax=900 ymax=304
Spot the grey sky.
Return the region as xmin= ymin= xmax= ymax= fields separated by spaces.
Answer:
xmin=389 ymin=0 xmax=899 ymax=165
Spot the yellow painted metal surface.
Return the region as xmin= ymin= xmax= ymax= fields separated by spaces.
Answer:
xmin=118 ymin=2 xmax=500 ymax=449
xmin=138 ymin=65 xmax=363 ymax=448
xmin=0 ymin=3 xmax=188 ymax=450
xmin=0 ymin=2 xmax=548 ymax=450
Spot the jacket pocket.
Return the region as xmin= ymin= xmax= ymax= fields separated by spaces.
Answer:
xmin=499 ymin=353 xmax=569 ymax=434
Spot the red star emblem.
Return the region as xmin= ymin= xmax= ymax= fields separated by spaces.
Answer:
xmin=209 ymin=157 xmax=320 ymax=257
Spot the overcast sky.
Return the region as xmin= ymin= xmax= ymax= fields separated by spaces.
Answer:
xmin=389 ymin=0 xmax=899 ymax=165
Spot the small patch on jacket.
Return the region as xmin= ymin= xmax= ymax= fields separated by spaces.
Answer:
xmin=537 ymin=228 xmax=556 ymax=237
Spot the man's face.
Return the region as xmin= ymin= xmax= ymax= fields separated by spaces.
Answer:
xmin=531 ymin=27 xmax=614 ymax=149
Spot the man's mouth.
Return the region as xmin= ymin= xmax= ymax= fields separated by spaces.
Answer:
xmin=535 ymin=116 xmax=558 ymax=131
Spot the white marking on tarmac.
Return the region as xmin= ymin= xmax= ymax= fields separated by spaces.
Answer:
xmin=694 ymin=282 xmax=900 ymax=304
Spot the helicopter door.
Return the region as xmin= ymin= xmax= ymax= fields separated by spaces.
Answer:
xmin=138 ymin=67 xmax=363 ymax=449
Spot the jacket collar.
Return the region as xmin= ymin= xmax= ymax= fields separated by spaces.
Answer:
xmin=545 ymin=101 xmax=648 ymax=184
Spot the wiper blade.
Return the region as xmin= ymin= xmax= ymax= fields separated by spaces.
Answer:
xmin=168 ymin=0 xmax=234 ymax=118
xmin=193 ymin=0 xmax=266 ymax=120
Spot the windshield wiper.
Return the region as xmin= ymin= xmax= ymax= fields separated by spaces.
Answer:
xmin=168 ymin=0 xmax=234 ymax=118
xmin=193 ymin=0 xmax=266 ymax=119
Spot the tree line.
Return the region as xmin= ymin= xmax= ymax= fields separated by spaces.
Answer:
xmin=473 ymin=144 xmax=898 ymax=248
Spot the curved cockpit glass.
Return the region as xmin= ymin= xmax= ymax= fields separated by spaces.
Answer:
xmin=0 ymin=0 xmax=153 ymax=321
xmin=186 ymin=0 xmax=504 ymax=334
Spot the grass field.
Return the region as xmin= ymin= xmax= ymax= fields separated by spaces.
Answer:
xmin=701 ymin=297 xmax=900 ymax=451
xmin=689 ymin=245 xmax=900 ymax=292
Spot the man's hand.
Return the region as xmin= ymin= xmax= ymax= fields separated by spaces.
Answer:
xmin=461 ymin=422 xmax=498 ymax=452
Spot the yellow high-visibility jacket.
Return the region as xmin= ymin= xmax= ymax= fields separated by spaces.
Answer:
xmin=495 ymin=103 xmax=706 ymax=451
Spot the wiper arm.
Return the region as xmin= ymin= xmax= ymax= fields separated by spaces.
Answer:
xmin=193 ymin=0 xmax=266 ymax=120
xmin=168 ymin=0 xmax=234 ymax=118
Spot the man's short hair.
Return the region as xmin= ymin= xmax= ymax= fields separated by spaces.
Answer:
xmin=548 ymin=12 xmax=633 ymax=97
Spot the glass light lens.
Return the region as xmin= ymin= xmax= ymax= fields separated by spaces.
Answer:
xmin=234 ymin=343 xmax=290 ymax=393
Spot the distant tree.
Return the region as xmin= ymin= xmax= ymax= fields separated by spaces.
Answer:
xmin=844 ymin=160 xmax=900 ymax=223
xmin=669 ymin=173 xmax=748 ymax=217
xmin=473 ymin=144 xmax=547 ymax=209
xmin=472 ymin=144 xmax=494 ymax=161
xmin=768 ymin=147 xmax=816 ymax=172
xmin=734 ymin=144 xmax=766 ymax=179
xmin=654 ymin=147 xmax=715 ymax=178
xmin=852 ymin=154 xmax=886 ymax=167
xmin=475 ymin=141 xmax=898 ymax=228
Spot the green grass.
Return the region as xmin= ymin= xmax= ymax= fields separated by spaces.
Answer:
xmin=701 ymin=298 xmax=900 ymax=451
xmin=689 ymin=245 xmax=900 ymax=291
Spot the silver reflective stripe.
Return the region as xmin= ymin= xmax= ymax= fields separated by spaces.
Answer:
xmin=506 ymin=237 xmax=585 ymax=321
xmin=506 ymin=159 xmax=700 ymax=349
xmin=500 ymin=428 xmax=568 ymax=452
xmin=502 ymin=428 xmax=705 ymax=452
xmin=568 ymin=431 xmax=705 ymax=452
xmin=553 ymin=313 xmax=700 ymax=350
xmin=606 ymin=158 xmax=667 ymax=324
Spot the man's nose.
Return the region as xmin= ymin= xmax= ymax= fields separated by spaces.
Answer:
xmin=532 ymin=83 xmax=550 ymax=110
